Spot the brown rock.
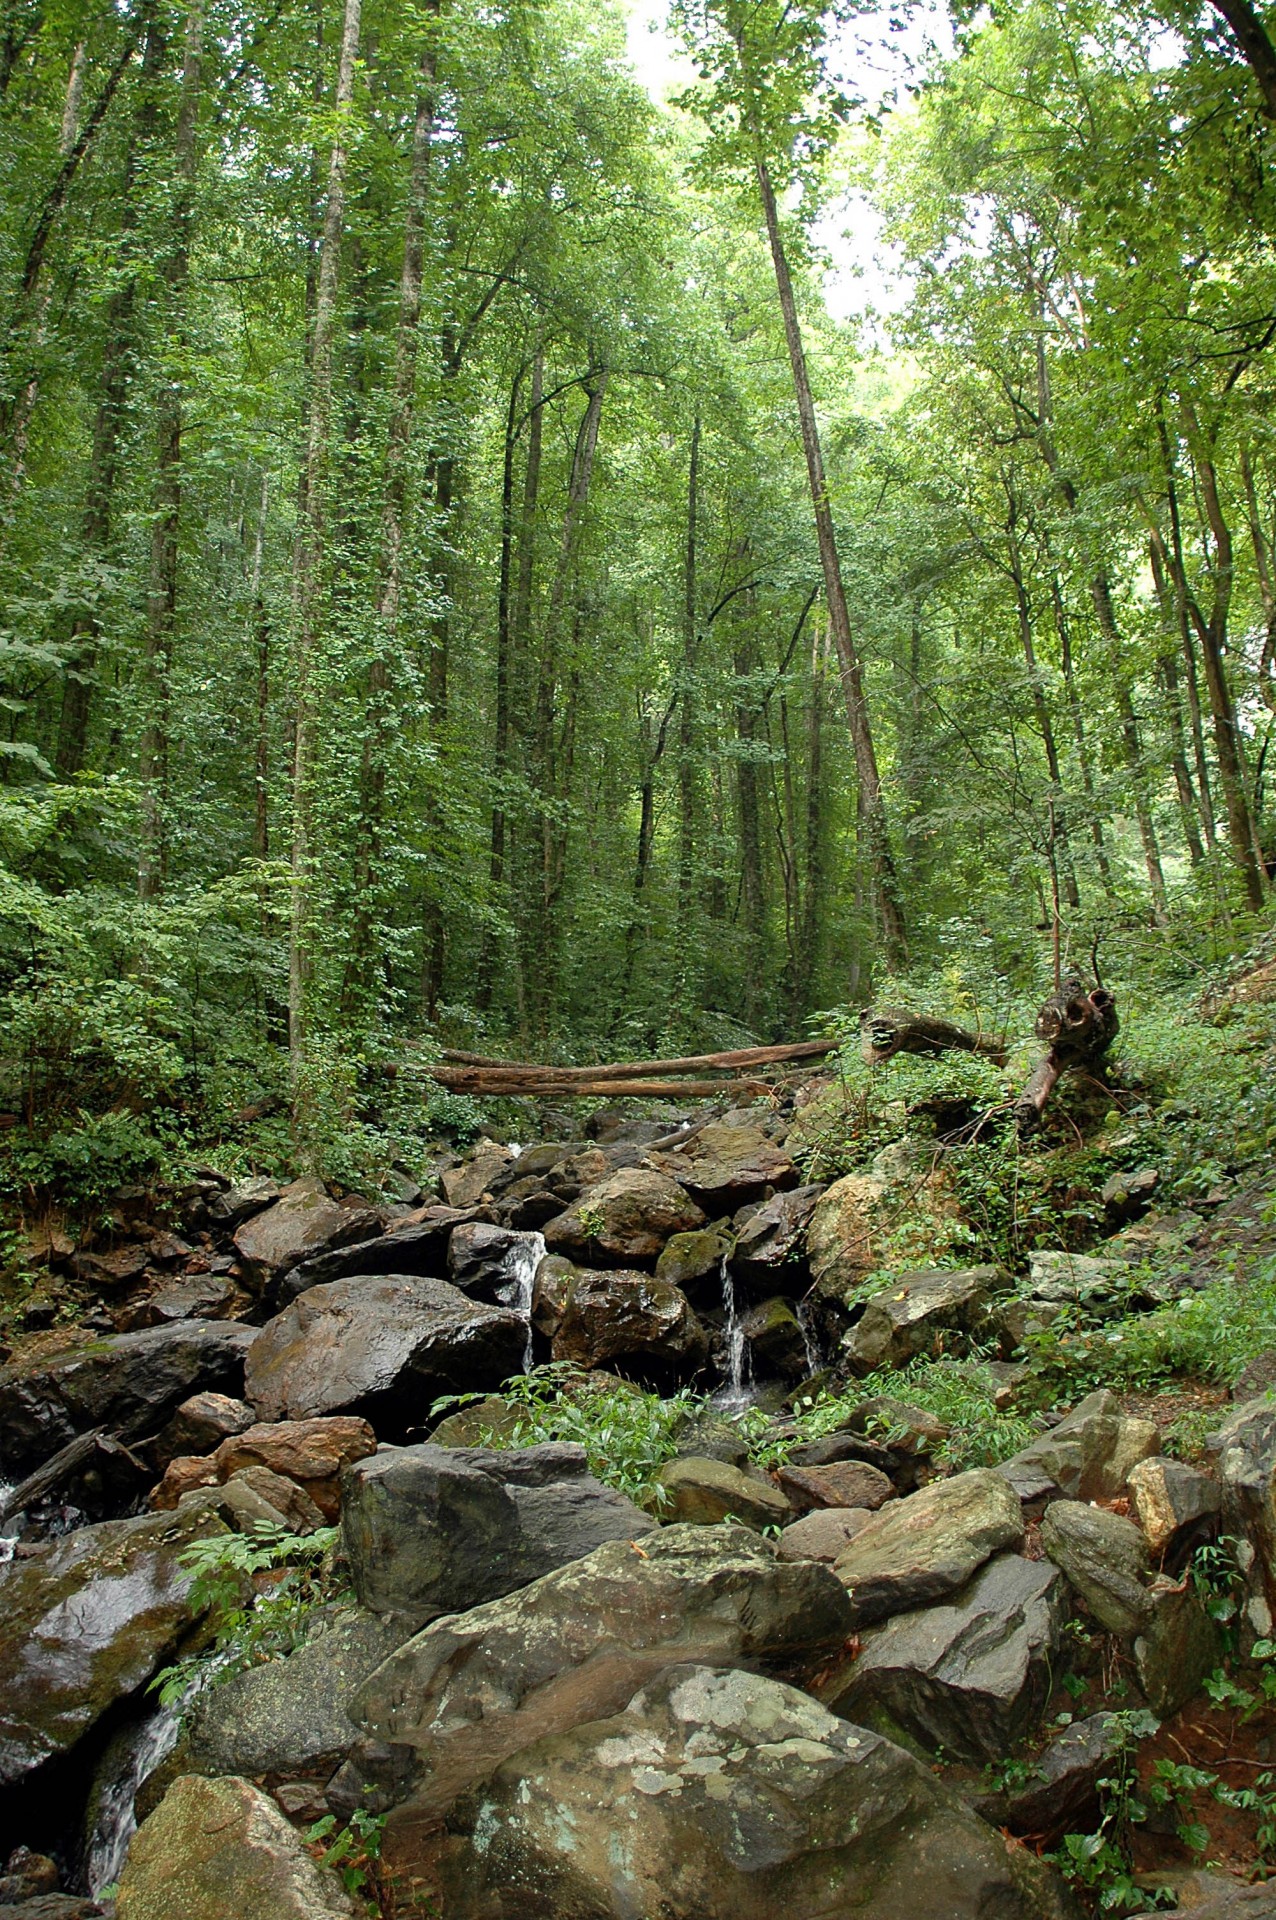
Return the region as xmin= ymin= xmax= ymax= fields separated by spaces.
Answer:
xmin=552 ymin=1269 xmax=708 ymax=1382
xmin=655 ymin=1456 xmax=791 ymax=1530
xmin=776 ymin=1460 xmax=896 ymax=1513
xmin=212 ymin=1417 xmax=377 ymax=1521
xmin=233 ymin=1177 xmax=377 ymax=1286
xmin=220 ymin=1466 xmax=327 ymax=1533
xmin=544 ymin=1167 xmax=705 ymax=1266
xmin=1127 ymin=1456 xmax=1221 ymax=1557
xmin=153 ymin=1392 xmax=255 ymax=1469
xmin=149 ymin=1454 xmax=221 ymax=1509
xmin=776 ymin=1508 xmax=875 ymax=1562
xmin=441 ymin=1143 xmax=515 ymax=1210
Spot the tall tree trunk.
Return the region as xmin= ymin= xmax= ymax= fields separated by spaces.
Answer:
xmin=350 ymin=41 xmax=435 ymax=1000
xmin=1156 ymin=405 xmax=1221 ymax=853
xmin=792 ymin=616 xmax=828 ymax=1019
xmin=251 ymin=473 xmax=270 ymax=862
xmin=1047 ymin=567 xmax=1114 ymax=895
xmin=1147 ymin=536 xmax=1207 ymax=864
xmin=1239 ymin=443 xmax=1276 ymax=710
xmin=476 ymin=357 xmax=522 ymax=1010
xmin=289 ymin=0 xmax=361 ymax=1096
xmin=1005 ymin=491 xmax=1079 ymax=906
xmin=751 ymin=143 xmax=906 ymax=965
xmin=676 ymin=412 xmax=700 ymax=952
xmin=139 ymin=0 xmax=204 ymax=901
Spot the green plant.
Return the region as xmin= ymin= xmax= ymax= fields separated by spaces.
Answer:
xmin=1050 ymin=1709 xmax=1166 ymax=1914
xmin=435 ymin=1366 xmax=702 ymax=1508
xmin=150 ymin=1525 xmax=345 ymax=1710
xmin=306 ymin=1809 xmax=387 ymax=1903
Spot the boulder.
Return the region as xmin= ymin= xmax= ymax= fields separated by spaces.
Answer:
xmin=806 ymin=1170 xmax=887 ymax=1295
xmin=428 ymin=1395 xmax=521 ymax=1448
xmin=0 ymin=1322 xmax=256 ymax=1475
xmin=775 ymin=1507 xmax=874 ymax=1562
xmin=1040 ymin=1500 xmax=1152 ymax=1633
xmin=1207 ymin=1397 xmax=1276 ymax=1637
xmin=776 ymin=1459 xmax=895 ymax=1513
xmin=133 ymin=1275 xmax=235 ymax=1326
xmin=833 ymin=1468 xmax=1024 ymax=1626
xmin=0 ymin=1502 xmax=227 ymax=1786
xmin=1101 ymin=1166 xmax=1160 ymax=1223
xmin=407 ymin=1663 xmax=1055 ymax=1920
xmin=998 ymin=1390 xmax=1159 ymax=1506
xmin=1127 ymin=1456 xmax=1221 ymax=1558
xmin=543 ymin=1168 xmax=705 ymax=1266
xmin=0 ymin=1900 xmax=103 ymax=1918
xmin=116 ymin=1774 xmax=355 ymax=1920
xmin=205 ymin=1175 xmax=279 ymax=1226
xmin=184 ymin=1607 xmax=407 ymax=1781
xmin=244 ymin=1275 xmax=526 ymax=1426
xmin=817 ymin=1553 xmax=1066 ymax=1763
xmin=1131 ymin=1873 xmax=1276 ymax=1919
xmin=529 ymin=1254 xmax=576 ymax=1338
xmin=551 ymin=1269 xmax=708 ymax=1383
xmin=441 ymin=1142 xmax=514 ymax=1210
xmin=655 ymin=1224 xmax=733 ymax=1290
xmin=973 ymin=1711 xmax=1124 ymax=1844
xmin=730 ymin=1185 xmax=822 ymax=1291
xmin=212 ymin=1417 xmax=378 ymax=1520
xmin=669 ymin=1407 xmax=751 ymax=1468
xmin=221 ymin=1465 xmax=327 ymax=1532
xmin=1134 ymin=1582 xmax=1223 ymax=1716
xmin=351 ymin=1524 xmax=854 ymax=1824
xmin=1022 ymin=1250 xmax=1130 ymax=1308
xmin=233 ymin=1177 xmax=378 ymax=1288
xmin=278 ymin=1209 xmax=479 ymax=1305
xmin=654 ymin=1456 xmax=791 ymax=1530
xmin=447 ymin=1224 xmax=544 ymax=1301
xmin=837 ymin=1394 xmax=950 ymax=1459
xmin=842 ymin=1267 xmax=1002 ymax=1373
xmin=0 ymin=1849 xmax=60 ymax=1903
xmin=341 ymin=1441 xmax=656 ymax=1623
xmin=153 ymin=1393 xmax=255 ymax=1469
xmin=650 ymin=1121 xmax=798 ymax=1204
xmin=738 ymin=1296 xmax=808 ymax=1379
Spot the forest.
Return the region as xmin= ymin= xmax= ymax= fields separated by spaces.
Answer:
xmin=0 ymin=0 xmax=1273 ymax=1187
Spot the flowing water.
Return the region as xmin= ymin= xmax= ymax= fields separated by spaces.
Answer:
xmin=499 ymin=1229 xmax=547 ymax=1373
xmin=0 ymin=1484 xmax=18 ymax=1563
xmin=796 ymin=1299 xmax=822 ymax=1377
xmin=711 ymin=1254 xmax=753 ymax=1413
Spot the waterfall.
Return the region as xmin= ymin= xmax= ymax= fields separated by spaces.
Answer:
xmin=721 ymin=1254 xmax=746 ymax=1395
xmin=499 ymin=1229 xmax=546 ymax=1373
xmin=796 ymin=1299 xmax=822 ymax=1378
xmin=0 ymin=1486 xmax=18 ymax=1564
xmin=83 ymin=1699 xmax=186 ymax=1896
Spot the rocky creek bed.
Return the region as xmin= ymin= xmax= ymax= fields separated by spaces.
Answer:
xmin=2 ymin=1099 xmax=1276 ymax=1917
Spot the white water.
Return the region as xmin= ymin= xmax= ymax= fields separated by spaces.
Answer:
xmin=796 ymin=1300 xmax=822 ymax=1377
xmin=500 ymin=1229 xmax=546 ymax=1372
xmin=0 ymin=1483 xmax=18 ymax=1563
xmin=712 ymin=1254 xmax=753 ymax=1413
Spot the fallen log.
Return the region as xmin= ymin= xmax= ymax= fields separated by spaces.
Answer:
xmin=1015 ymin=976 xmax=1119 ymax=1136
xmin=859 ymin=1006 xmax=1007 ymax=1067
xmin=0 ymin=1425 xmax=104 ymax=1523
xmin=434 ymin=1037 xmax=836 ymax=1080
xmin=428 ymin=1073 xmax=776 ymax=1101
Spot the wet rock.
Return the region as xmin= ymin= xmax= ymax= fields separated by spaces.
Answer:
xmin=1134 ymin=1582 xmax=1224 ymax=1716
xmin=998 ymin=1389 xmax=1159 ymax=1506
xmin=543 ymin=1167 xmax=705 ymax=1266
xmin=447 ymin=1224 xmax=541 ymax=1300
xmin=408 ymin=1663 xmax=1056 ymax=1920
xmin=152 ymin=1417 xmax=377 ymax=1522
xmin=655 ymin=1224 xmax=733 ymax=1289
xmin=0 ymin=1502 xmax=227 ymax=1786
xmin=0 ymin=1322 xmax=256 ymax=1475
xmin=341 ymin=1441 xmax=656 ymax=1624
xmin=529 ymin=1254 xmax=576 ymax=1338
xmin=650 ymin=1121 xmax=797 ymax=1205
xmin=654 ymin=1456 xmax=791 ymax=1530
xmin=222 ymin=1465 xmax=327 ymax=1532
xmin=1130 ymin=1871 xmax=1276 ymax=1918
xmin=352 ymin=1523 xmax=853 ymax=1824
xmin=817 ymin=1553 xmax=1066 ymax=1764
xmin=205 ymin=1175 xmax=279 ymax=1226
xmin=669 ymin=1407 xmax=750 ymax=1468
xmin=738 ymin=1295 xmax=808 ymax=1378
xmin=441 ymin=1142 xmax=515 ymax=1210
xmin=244 ymin=1275 xmax=526 ymax=1426
xmin=74 ymin=1244 xmax=150 ymax=1291
xmin=839 ymin=1395 xmax=950 ymax=1459
xmin=133 ymin=1275 xmax=234 ymax=1327
xmin=730 ymin=1184 xmax=822 ymax=1291
xmin=842 ymin=1266 xmax=1001 ymax=1373
xmin=972 ymin=1712 xmax=1124 ymax=1844
xmin=806 ymin=1170 xmax=887 ymax=1294
xmin=0 ymin=1849 xmax=59 ymax=1902
xmin=233 ymin=1177 xmax=378 ymax=1290
xmin=153 ymin=1393 xmax=254 ymax=1469
xmin=833 ymin=1468 xmax=1024 ymax=1627
xmin=0 ymin=1900 xmax=104 ymax=1918
xmin=278 ymin=1209 xmax=479 ymax=1305
xmin=776 ymin=1507 xmax=874 ymax=1563
xmin=1127 ymin=1456 xmax=1221 ymax=1558
xmin=1040 ymin=1500 xmax=1152 ymax=1633
xmin=116 ymin=1773 xmax=355 ymax=1919
xmin=551 ymin=1268 xmax=708 ymax=1383
xmin=184 ymin=1608 xmax=408 ymax=1781
xmin=776 ymin=1459 xmax=895 ymax=1513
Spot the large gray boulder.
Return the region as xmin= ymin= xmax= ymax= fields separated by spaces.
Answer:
xmin=816 ymin=1552 xmax=1066 ymax=1763
xmin=551 ymin=1268 xmax=709 ymax=1382
xmin=972 ymin=1711 xmax=1124 ymax=1844
xmin=842 ymin=1266 xmax=1002 ymax=1373
xmin=340 ymin=1441 xmax=656 ymax=1623
xmin=0 ymin=1502 xmax=226 ymax=1786
xmin=184 ymin=1608 xmax=407 ymax=1782
xmin=833 ymin=1467 xmax=1024 ymax=1626
xmin=117 ymin=1774 xmax=355 ymax=1920
xmin=351 ymin=1523 xmax=853 ymax=1825
xmin=244 ymin=1274 xmax=526 ymax=1425
xmin=543 ymin=1167 xmax=705 ymax=1265
xmin=1208 ymin=1397 xmax=1276 ymax=1638
xmin=404 ymin=1664 xmax=1059 ymax=1920
xmin=233 ymin=1177 xmax=378 ymax=1289
xmin=650 ymin=1120 xmax=798 ymax=1205
xmin=0 ymin=1322 xmax=256 ymax=1474
xmin=730 ymin=1184 xmax=822 ymax=1291
xmin=654 ymin=1455 xmax=791 ymax=1530
xmin=1040 ymin=1500 xmax=1152 ymax=1633
xmin=277 ymin=1208 xmax=477 ymax=1304
xmin=997 ymin=1389 xmax=1159 ymax=1506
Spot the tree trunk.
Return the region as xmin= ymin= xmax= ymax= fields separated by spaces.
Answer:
xmin=1048 ymin=571 xmax=1114 ymax=894
xmin=476 ymin=357 xmax=522 ymax=1010
xmin=251 ymin=473 xmax=270 ymax=861
xmin=1147 ymin=536 xmax=1207 ymax=865
xmin=139 ymin=0 xmax=204 ymax=901
xmin=752 ymin=145 xmax=906 ymax=966
xmin=289 ymin=0 xmax=361 ymax=1096
xmin=676 ymin=412 xmax=700 ymax=953
xmin=1005 ymin=493 xmax=1079 ymax=906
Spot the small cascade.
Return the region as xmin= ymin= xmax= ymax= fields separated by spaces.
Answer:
xmin=500 ymin=1229 xmax=546 ymax=1373
xmin=0 ymin=1486 xmax=18 ymax=1564
xmin=84 ymin=1698 xmax=186 ymax=1896
xmin=796 ymin=1299 xmax=822 ymax=1378
xmin=713 ymin=1254 xmax=752 ymax=1411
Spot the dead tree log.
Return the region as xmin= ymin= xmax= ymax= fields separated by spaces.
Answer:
xmin=1015 ymin=976 xmax=1119 ymax=1136
xmin=859 ymin=1006 xmax=1008 ymax=1067
xmin=0 ymin=1426 xmax=104 ymax=1523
